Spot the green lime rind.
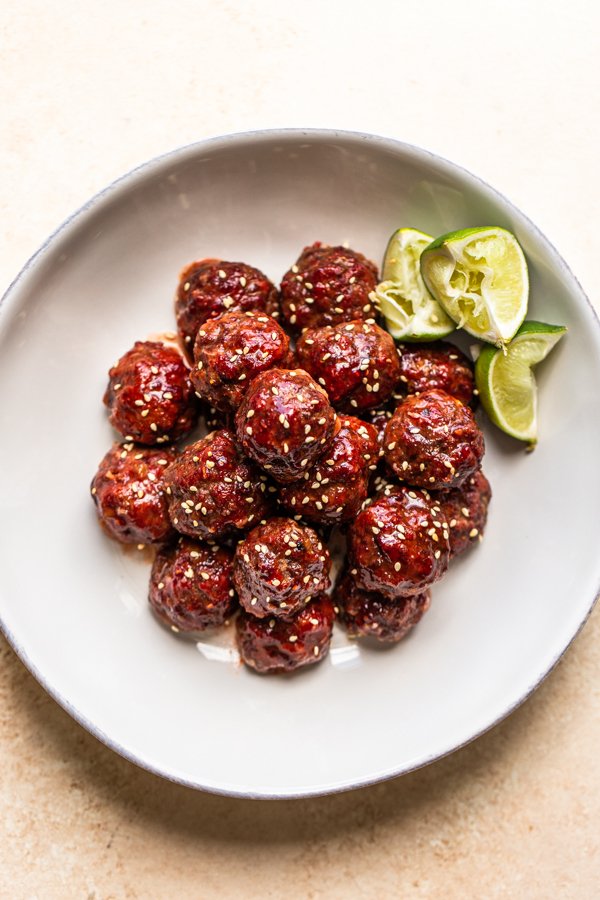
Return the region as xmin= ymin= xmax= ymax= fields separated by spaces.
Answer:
xmin=375 ymin=227 xmax=455 ymax=341
xmin=420 ymin=226 xmax=529 ymax=347
xmin=475 ymin=320 xmax=567 ymax=446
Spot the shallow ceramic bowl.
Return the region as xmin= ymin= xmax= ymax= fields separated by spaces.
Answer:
xmin=1 ymin=130 xmax=599 ymax=798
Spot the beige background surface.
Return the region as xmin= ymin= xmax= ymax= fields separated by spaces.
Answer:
xmin=1 ymin=1 xmax=599 ymax=897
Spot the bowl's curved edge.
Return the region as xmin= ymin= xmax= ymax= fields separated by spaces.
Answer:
xmin=1 ymin=127 xmax=599 ymax=800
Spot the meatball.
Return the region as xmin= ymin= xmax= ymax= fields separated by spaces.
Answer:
xmin=334 ymin=569 xmax=431 ymax=643
xmin=278 ymin=416 xmax=379 ymax=525
xmin=296 ymin=320 xmax=401 ymax=413
xmin=384 ymin=389 xmax=485 ymax=490
xmin=398 ymin=341 xmax=476 ymax=407
xmin=435 ymin=469 xmax=492 ymax=556
xmin=347 ymin=486 xmax=450 ymax=598
xmin=235 ymin=369 xmax=337 ymax=484
xmin=191 ymin=311 xmax=292 ymax=412
xmin=232 ymin=518 xmax=331 ymax=619
xmin=236 ymin=594 xmax=334 ymax=674
xmin=149 ymin=538 xmax=237 ymax=632
xmin=280 ymin=243 xmax=378 ymax=333
xmin=90 ymin=443 xmax=176 ymax=545
xmin=104 ymin=341 xmax=197 ymax=445
xmin=163 ymin=429 xmax=271 ymax=539
xmin=175 ymin=259 xmax=279 ymax=353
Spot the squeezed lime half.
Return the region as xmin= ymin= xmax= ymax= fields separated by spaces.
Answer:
xmin=420 ymin=226 xmax=529 ymax=347
xmin=373 ymin=227 xmax=455 ymax=341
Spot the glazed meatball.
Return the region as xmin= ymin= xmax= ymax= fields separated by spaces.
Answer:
xmin=235 ymin=369 xmax=337 ymax=484
xmin=347 ymin=486 xmax=450 ymax=598
xmin=175 ymin=259 xmax=279 ymax=352
xmin=233 ymin=518 xmax=331 ymax=619
xmin=398 ymin=341 xmax=476 ymax=407
xmin=435 ymin=469 xmax=492 ymax=556
xmin=91 ymin=443 xmax=176 ymax=545
xmin=280 ymin=243 xmax=378 ymax=333
xmin=334 ymin=569 xmax=431 ymax=643
xmin=163 ymin=429 xmax=271 ymax=539
xmin=236 ymin=594 xmax=334 ymax=674
xmin=296 ymin=320 xmax=401 ymax=412
xmin=191 ymin=311 xmax=292 ymax=412
xmin=104 ymin=341 xmax=197 ymax=445
xmin=278 ymin=416 xmax=379 ymax=525
xmin=384 ymin=389 xmax=485 ymax=490
xmin=149 ymin=538 xmax=237 ymax=632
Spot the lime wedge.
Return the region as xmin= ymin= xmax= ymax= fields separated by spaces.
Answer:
xmin=475 ymin=320 xmax=567 ymax=445
xmin=373 ymin=227 xmax=455 ymax=341
xmin=420 ymin=226 xmax=529 ymax=347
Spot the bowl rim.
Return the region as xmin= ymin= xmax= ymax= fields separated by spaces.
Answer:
xmin=1 ymin=127 xmax=599 ymax=799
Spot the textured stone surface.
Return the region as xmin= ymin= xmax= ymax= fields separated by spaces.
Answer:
xmin=1 ymin=1 xmax=599 ymax=896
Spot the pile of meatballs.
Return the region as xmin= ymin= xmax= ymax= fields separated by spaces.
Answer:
xmin=91 ymin=243 xmax=491 ymax=675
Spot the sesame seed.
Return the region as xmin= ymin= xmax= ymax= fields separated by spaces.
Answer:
xmin=387 ymin=442 xmax=396 ymax=450
xmin=134 ymin=399 xmax=145 ymax=407
xmin=469 ymin=528 xmax=479 ymax=538
xmin=246 ymin=426 xmax=253 ymax=435
xmin=394 ymin=562 xmax=401 ymax=572
xmin=218 ymin=269 xmax=226 ymax=278
xmin=313 ymin=647 xmax=319 ymax=656
xmin=150 ymin=423 xmax=158 ymax=432
xmin=240 ymin=276 xmax=247 ymax=287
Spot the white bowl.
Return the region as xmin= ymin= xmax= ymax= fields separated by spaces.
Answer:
xmin=1 ymin=130 xmax=599 ymax=798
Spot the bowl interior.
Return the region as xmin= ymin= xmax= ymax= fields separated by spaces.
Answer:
xmin=1 ymin=131 xmax=599 ymax=797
